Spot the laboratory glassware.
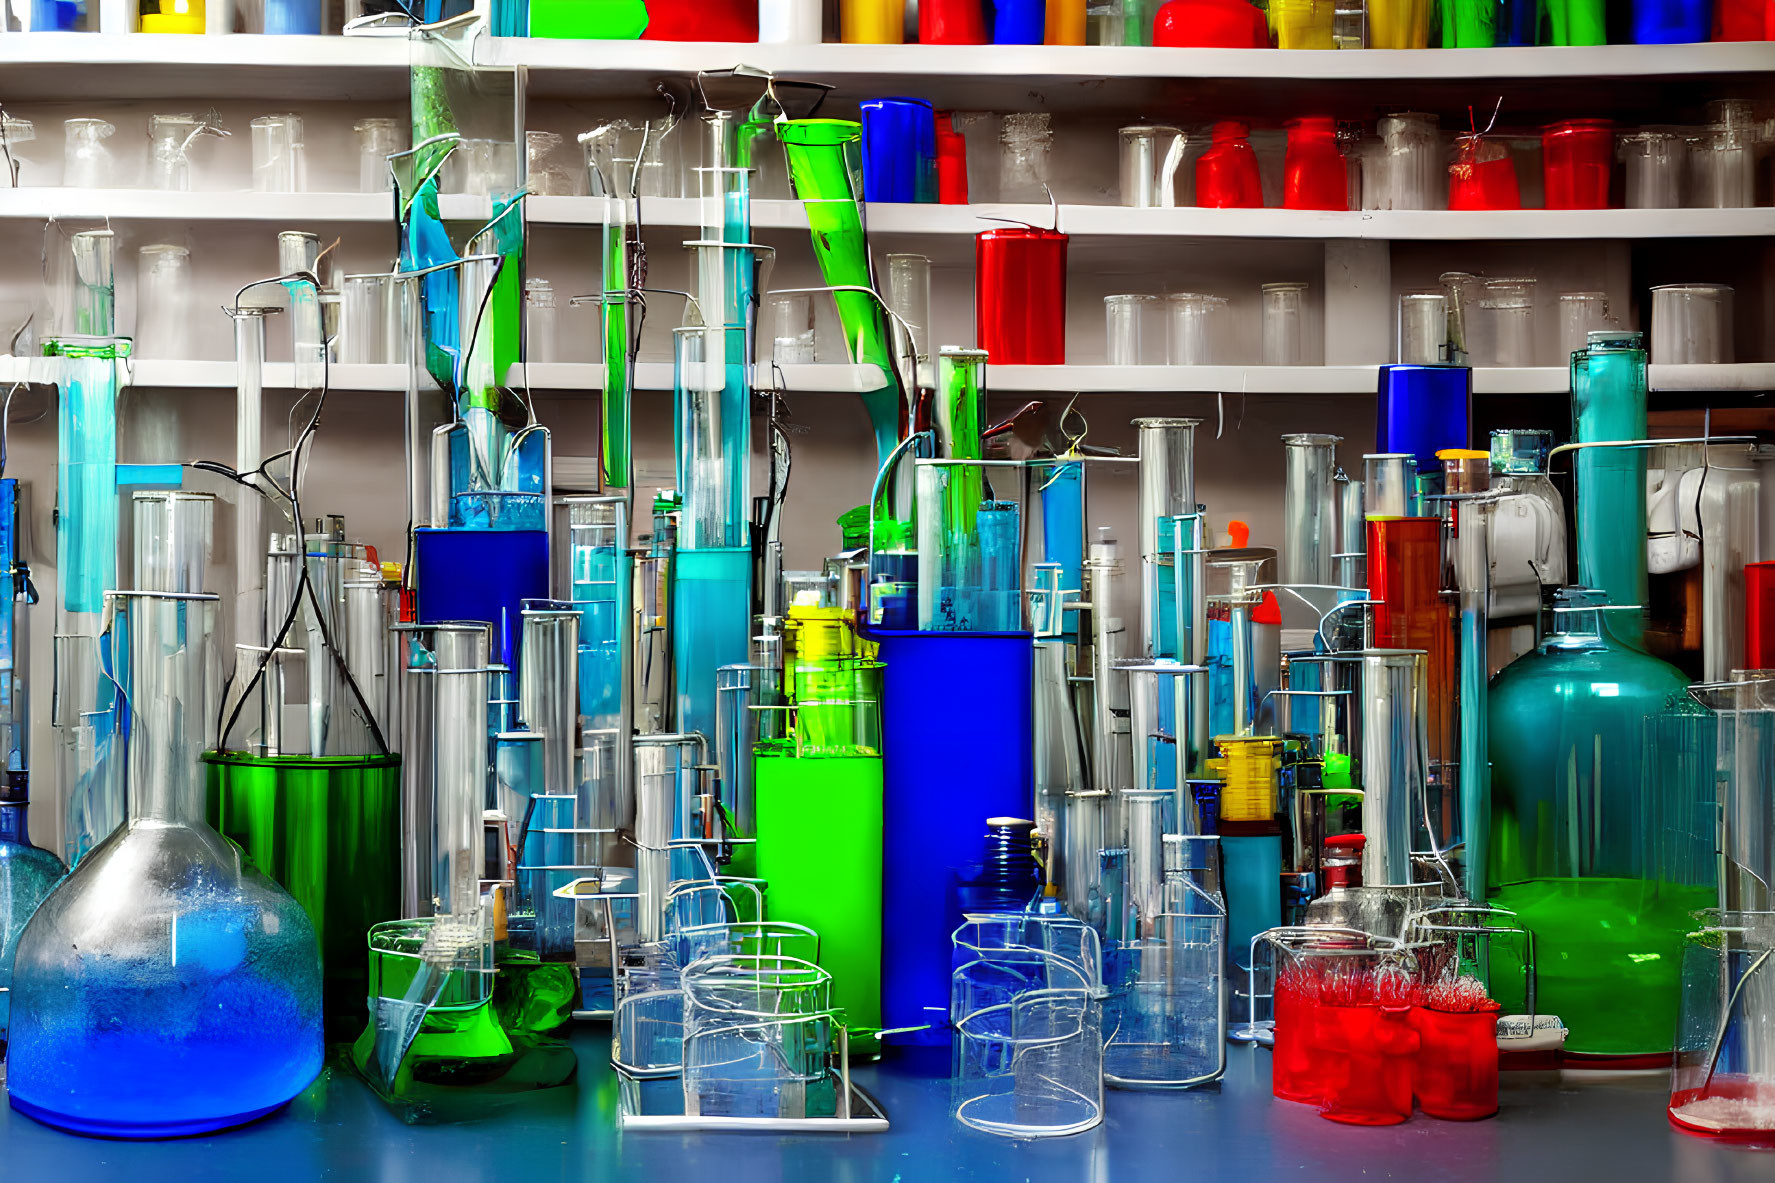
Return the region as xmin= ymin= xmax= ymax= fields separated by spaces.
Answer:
xmin=994 ymin=0 xmax=1045 ymax=40
xmin=920 ymin=0 xmax=986 ymax=40
xmin=1196 ymin=121 xmax=1263 ymax=209
xmin=355 ymin=117 xmax=402 ymax=194
xmin=250 ymin=114 xmax=306 ymax=193
xmin=263 ymin=0 xmax=322 ymax=32
xmin=1479 ymin=277 xmax=1537 ymax=367
xmin=1370 ymin=112 xmax=1441 ymax=210
xmin=767 ymin=292 xmax=817 ymax=365
xmin=1120 ymin=125 xmax=1184 ymax=207
xmin=1448 ymin=134 xmax=1519 ymax=210
xmin=860 ymin=98 xmax=937 ymax=204
xmin=1106 ymin=294 xmax=1156 ymax=366
xmin=1545 ymin=0 xmax=1605 ymax=40
xmin=340 ymin=273 xmax=406 ymax=365
xmin=1651 ymin=283 xmax=1734 ymax=364
xmin=1619 ymin=131 xmax=1685 ymax=209
xmin=1261 ymin=282 xmax=1308 ymax=366
xmin=1668 ymin=911 xmax=1775 ymax=1139
xmin=1365 ymin=0 xmax=1430 ymax=44
xmin=525 ymin=278 xmax=558 ymax=365
xmin=1151 ymin=0 xmax=1270 ymax=43
xmin=1543 ymin=118 xmax=1614 ymax=209
xmin=147 ymin=113 xmax=220 ymax=192
xmin=886 ymin=252 xmax=932 ymax=371
xmin=1268 ymin=0 xmax=1335 ymax=47
xmin=525 ymin=130 xmax=574 ymax=197
xmin=936 ymin=113 xmax=969 ymax=202
xmin=61 ymin=118 xmax=114 ymax=189
xmin=134 ymin=243 xmax=191 ymax=360
xmin=1688 ymin=100 xmax=1761 ymax=210
xmin=1282 ymin=433 xmax=1341 ymax=590
xmin=1556 ymin=291 xmax=1612 ymax=360
xmin=999 ymin=113 xmax=1052 ymax=204
xmin=841 ymin=0 xmax=904 ymax=39
xmin=139 ymin=0 xmax=204 ymax=31
xmin=1631 ymin=0 xmax=1710 ymax=42
xmin=1166 ymin=293 xmax=1226 ymax=365
xmin=683 ymin=956 xmax=839 ymax=1118
xmin=1283 ymin=117 xmax=1348 ymax=211
xmin=976 ymin=224 xmax=1067 ymax=365
xmin=1398 ymin=291 xmax=1446 ymax=365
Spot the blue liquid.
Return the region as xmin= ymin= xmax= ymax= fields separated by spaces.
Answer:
xmin=31 ymin=0 xmax=83 ymax=29
xmin=860 ymin=99 xmax=937 ymax=204
xmin=264 ymin=0 xmax=323 ymax=34
xmin=1631 ymin=0 xmax=1710 ymax=40
xmin=672 ymin=548 xmax=751 ymax=745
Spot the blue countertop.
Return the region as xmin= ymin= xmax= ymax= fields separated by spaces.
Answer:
xmin=2 ymin=1028 xmax=1771 ymax=1182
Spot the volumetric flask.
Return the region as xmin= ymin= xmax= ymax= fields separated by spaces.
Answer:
xmin=999 ymin=113 xmax=1052 ymax=204
xmin=1478 ymin=276 xmax=1536 ymax=367
xmin=1119 ymin=125 xmax=1184 ymax=207
xmin=1261 ymin=282 xmax=1308 ymax=366
xmin=354 ymin=117 xmax=402 ymax=194
xmin=1397 ymin=291 xmax=1446 ymax=365
xmin=61 ymin=117 xmax=114 ymax=189
xmin=1105 ymin=294 xmax=1155 ymax=366
xmin=1556 ymin=291 xmax=1612 ymax=360
xmin=250 ymin=114 xmax=305 ymax=193
xmin=1651 ymin=283 xmax=1734 ymax=364
xmin=1166 ymin=292 xmax=1227 ymax=366
xmin=134 ymin=244 xmax=191 ymax=360
xmin=1619 ymin=131 xmax=1684 ymax=209
xmin=766 ymin=293 xmax=816 ymax=364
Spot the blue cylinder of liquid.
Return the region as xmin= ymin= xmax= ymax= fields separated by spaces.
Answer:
xmin=31 ymin=0 xmax=83 ymax=28
xmin=1631 ymin=0 xmax=1711 ymax=41
xmin=860 ymin=98 xmax=937 ymax=205
xmin=1375 ymin=364 xmax=1470 ymax=473
xmin=264 ymin=0 xmax=323 ymax=33
xmin=977 ymin=500 xmax=1022 ymax=633
xmin=875 ymin=630 xmax=1033 ymax=1044
xmin=1496 ymin=0 xmax=1539 ymax=43
xmin=1039 ymin=461 xmax=1083 ymax=639
xmin=992 ymin=0 xmax=1046 ymax=42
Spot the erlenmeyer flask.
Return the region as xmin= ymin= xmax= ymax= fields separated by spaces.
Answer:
xmin=8 ymin=591 xmax=324 ymax=1137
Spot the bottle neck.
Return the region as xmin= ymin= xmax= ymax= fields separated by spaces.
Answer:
xmin=0 ymin=800 xmax=28 ymax=846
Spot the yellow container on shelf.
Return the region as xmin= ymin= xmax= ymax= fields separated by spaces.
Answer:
xmin=140 ymin=0 xmax=205 ymax=32
xmin=1267 ymin=0 xmax=1335 ymax=47
xmin=1210 ymin=735 xmax=1282 ymax=823
xmin=842 ymin=0 xmax=907 ymax=41
xmin=1366 ymin=0 xmax=1432 ymax=46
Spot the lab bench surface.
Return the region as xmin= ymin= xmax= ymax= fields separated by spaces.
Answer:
xmin=1 ymin=1028 xmax=1772 ymax=1183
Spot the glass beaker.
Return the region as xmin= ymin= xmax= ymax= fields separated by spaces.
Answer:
xmin=1165 ymin=292 xmax=1226 ymax=366
xmin=1688 ymin=100 xmax=1761 ymax=210
xmin=250 ymin=114 xmax=305 ymax=194
xmin=886 ymin=252 xmax=931 ymax=368
xmin=1268 ymin=0 xmax=1335 ymax=46
xmin=139 ymin=0 xmax=204 ymax=31
xmin=1120 ymin=125 xmax=1184 ymax=208
xmin=354 ymin=117 xmax=402 ymax=194
xmin=766 ymin=293 xmax=816 ymax=365
xmin=1669 ymin=911 xmax=1775 ymax=1140
xmin=1478 ymin=276 xmax=1537 ymax=367
xmin=1542 ymin=118 xmax=1614 ymax=210
xmin=999 ymin=113 xmax=1052 ymax=204
xmin=1397 ymin=291 xmax=1446 ymax=365
xmin=975 ymin=225 xmax=1068 ymax=365
xmin=1619 ymin=131 xmax=1685 ymax=209
xmin=1651 ymin=283 xmax=1734 ymax=364
xmin=860 ymin=97 xmax=938 ymax=204
xmin=1556 ymin=291 xmax=1612 ymax=361
xmin=1333 ymin=0 xmax=1366 ymax=43
xmin=840 ymin=0 xmax=905 ymax=41
xmin=61 ymin=118 xmax=114 ymax=189
xmin=1448 ymin=134 xmax=1520 ymax=211
xmin=1196 ymin=121 xmax=1263 ymax=209
xmin=1365 ymin=0 xmax=1430 ymax=43
xmin=147 ymin=114 xmax=201 ymax=191
xmin=0 ymin=117 xmax=34 ymax=189
xmin=524 ymin=278 xmax=558 ymax=365
xmin=1630 ymin=0 xmax=1710 ymax=42
xmin=339 ymin=273 xmax=403 ymax=365
xmin=1105 ymin=294 xmax=1156 ymax=366
xmin=1371 ymin=112 xmax=1440 ymax=210
xmin=134 ymin=244 xmax=191 ymax=360
xmin=1261 ymin=282 xmax=1308 ymax=366
xmin=525 ymin=130 xmax=575 ymax=197
xmin=1283 ymin=117 xmax=1347 ymax=211
xmin=681 ymin=955 xmax=838 ymax=1119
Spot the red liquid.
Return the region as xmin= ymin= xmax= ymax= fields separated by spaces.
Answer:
xmin=936 ymin=113 xmax=970 ymax=204
xmin=1411 ymin=1005 xmax=1500 ymax=1120
xmin=1318 ymin=1004 xmax=1417 ymax=1126
xmin=1449 ymin=148 xmax=1521 ymax=211
xmin=920 ymin=0 xmax=988 ymax=42
xmin=1152 ymin=0 xmax=1270 ymax=45
xmin=1196 ymin=121 xmax=1264 ymax=209
xmin=1746 ymin=560 xmax=1775 ymax=668
xmin=976 ymin=227 xmax=1068 ymax=364
xmin=1543 ymin=119 xmax=1614 ymax=210
xmin=1283 ymin=117 xmax=1349 ymax=212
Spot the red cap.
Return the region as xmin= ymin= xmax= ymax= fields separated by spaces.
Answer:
xmin=1325 ymin=833 xmax=1367 ymax=853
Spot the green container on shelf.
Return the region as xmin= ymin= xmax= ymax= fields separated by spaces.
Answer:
xmin=529 ymin=0 xmax=648 ymax=38
xmin=205 ymin=750 xmax=402 ymax=1039
xmin=1545 ymin=0 xmax=1606 ymax=43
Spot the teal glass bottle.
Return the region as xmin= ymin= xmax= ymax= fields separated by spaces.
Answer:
xmin=0 ymin=780 xmax=65 ymax=1052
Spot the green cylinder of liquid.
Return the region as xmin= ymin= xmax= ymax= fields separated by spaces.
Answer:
xmin=754 ymin=747 xmax=884 ymax=1050
xmin=205 ymin=751 xmax=402 ymax=1039
xmin=1439 ymin=0 xmax=1498 ymax=45
xmin=1546 ymin=0 xmax=1605 ymax=43
xmin=530 ymin=0 xmax=648 ymax=37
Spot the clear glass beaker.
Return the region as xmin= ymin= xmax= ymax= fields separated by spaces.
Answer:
xmin=1668 ymin=911 xmax=1775 ymax=1140
xmin=525 ymin=278 xmax=558 ymax=364
xmin=1105 ymin=293 xmax=1156 ymax=366
xmin=954 ymin=972 xmax=1103 ymax=1136
xmin=886 ymin=252 xmax=932 ymax=368
xmin=250 ymin=114 xmax=305 ymax=194
xmin=354 ymin=117 xmax=402 ymax=194
xmin=999 ymin=113 xmax=1052 ymax=204
xmin=1261 ymin=282 xmax=1308 ymax=366
xmin=1 ymin=117 xmax=35 ymax=188
xmin=1371 ymin=112 xmax=1441 ymax=210
xmin=526 ymin=130 xmax=575 ymax=197
xmin=581 ymin=117 xmax=680 ymax=200
xmin=1650 ymin=283 xmax=1734 ymax=365
xmin=1556 ymin=291 xmax=1612 ymax=361
xmin=1619 ymin=131 xmax=1685 ymax=210
xmin=61 ymin=118 xmax=114 ymax=189
xmin=339 ymin=273 xmax=403 ymax=365
xmin=1119 ymin=125 xmax=1184 ymax=208
xmin=134 ymin=244 xmax=191 ymax=360
xmin=681 ymin=954 xmax=838 ymax=1119
xmin=1688 ymin=99 xmax=1761 ymax=210
xmin=1165 ymin=292 xmax=1227 ymax=366
xmin=147 ymin=114 xmax=200 ymax=192
xmin=1478 ymin=276 xmax=1536 ymax=367
xmin=1397 ymin=290 xmax=1446 ymax=364
xmin=766 ymin=292 xmax=816 ymax=365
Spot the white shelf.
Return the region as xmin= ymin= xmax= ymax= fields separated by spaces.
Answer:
xmin=0 ymin=32 xmax=412 ymax=101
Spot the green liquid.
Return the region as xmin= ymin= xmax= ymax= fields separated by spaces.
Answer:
xmin=1488 ymin=877 xmax=1713 ymax=1057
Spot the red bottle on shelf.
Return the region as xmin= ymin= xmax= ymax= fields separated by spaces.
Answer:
xmin=1152 ymin=0 xmax=1270 ymax=45
xmin=1196 ymin=121 xmax=1265 ymax=209
xmin=976 ymin=225 xmax=1068 ymax=364
xmin=1543 ymin=118 xmax=1615 ymax=210
xmin=936 ymin=112 xmax=970 ymax=204
xmin=1449 ymin=134 xmax=1522 ymax=211
xmin=920 ymin=0 xmax=988 ymax=42
xmin=1284 ymin=117 xmax=1349 ymax=211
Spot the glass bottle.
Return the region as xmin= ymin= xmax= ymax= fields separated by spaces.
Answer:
xmin=7 ymin=592 xmax=324 ymax=1138
xmin=0 ymin=780 xmax=64 ymax=1054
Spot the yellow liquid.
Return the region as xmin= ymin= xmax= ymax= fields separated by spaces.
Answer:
xmin=141 ymin=1 xmax=205 ymax=32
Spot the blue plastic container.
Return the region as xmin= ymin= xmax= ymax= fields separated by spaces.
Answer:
xmin=1375 ymin=364 xmax=1470 ymax=473
xmin=264 ymin=0 xmax=323 ymax=33
xmin=991 ymin=0 xmax=1046 ymax=41
xmin=1631 ymin=0 xmax=1711 ymax=41
xmin=31 ymin=0 xmax=82 ymax=29
xmin=874 ymin=630 xmax=1033 ymax=1043
xmin=860 ymin=99 xmax=937 ymax=205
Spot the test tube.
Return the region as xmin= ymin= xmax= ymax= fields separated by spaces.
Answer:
xmin=1105 ymin=294 xmax=1154 ymax=366
xmin=1165 ymin=293 xmax=1226 ymax=366
xmin=1260 ymin=282 xmax=1308 ymax=366
xmin=886 ymin=252 xmax=932 ymax=372
xmin=432 ymin=623 xmax=492 ymax=920
xmin=1651 ymin=283 xmax=1734 ymax=364
xmin=1136 ymin=418 xmax=1200 ymax=659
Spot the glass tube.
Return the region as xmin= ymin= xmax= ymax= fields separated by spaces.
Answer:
xmin=1165 ymin=293 xmax=1226 ymax=366
xmin=1556 ymin=291 xmax=1612 ymax=361
xmin=1479 ymin=276 xmax=1536 ymax=367
xmin=1105 ymin=294 xmax=1154 ymax=366
xmin=431 ymin=624 xmax=491 ymax=921
xmin=886 ymin=252 xmax=931 ymax=371
xmin=61 ymin=118 xmax=113 ymax=189
xmin=1619 ymin=131 xmax=1685 ymax=210
xmin=999 ymin=113 xmax=1052 ymax=204
xmin=1397 ymin=291 xmax=1446 ymax=364
xmin=1260 ymin=282 xmax=1307 ymax=366
xmin=251 ymin=114 xmax=305 ymax=194
xmin=339 ymin=273 xmax=401 ymax=365
xmin=1119 ymin=125 xmax=1184 ymax=208
xmin=1650 ymin=284 xmax=1734 ymax=365
xmin=524 ymin=278 xmax=558 ymax=364
xmin=355 ymin=117 xmax=402 ymax=194
xmin=766 ymin=293 xmax=815 ymax=365
xmin=1281 ymin=433 xmax=1340 ymax=590
xmin=134 ymin=244 xmax=190 ymax=360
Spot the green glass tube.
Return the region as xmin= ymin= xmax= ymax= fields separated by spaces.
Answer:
xmin=1572 ymin=333 xmax=1649 ymax=648
xmin=205 ymin=751 xmax=404 ymax=1039
xmin=1440 ymin=0 xmax=1498 ymax=45
xmin=779 ymin=119 xmax=903 ymax=470
xmin=1546 ymin=0 xmax=1606 ymax=43
xmin=600 ymin=204 xmax=633 ymax=489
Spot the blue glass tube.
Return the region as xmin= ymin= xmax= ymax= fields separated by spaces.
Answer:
xmin=859 ymin=99 xmax=937 ymax=205
xmin=1572 ymin=333 xmax=1650 ymax=648
xmin=672 ymin=547 xmax=751 ymax=745
xmin=1631 ymin=0 xmax=1711 ymax=41
xmin=1376 ymin=364 xmax=1471 ymax=476
xmin=992 ymin=0 xmax=1047 ymax=41
xmin=977 ymin=500 xmax=1022 ymax=632
xmin=1039 ymin=460 xmax=1083 ymax=601
xmin=31 ymin=0 xmax=83 ymax=29
xmin=264 ymin=0 xmax=323 ymax=33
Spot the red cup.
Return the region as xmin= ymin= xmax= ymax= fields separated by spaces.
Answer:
xmin=1411 ymin=1004 xmax=1500 ymax=1121
xmin=936 ymin=112 xmax=969 ymax=204
xmin=641 ymin=0 xmax=757 ymax=40
xmin=1152 ymin=0 xmax=1270 ymax=44
xmin=1712 ymin=0 xmax=1769 ymax=38
xmin=920 ymin=0 xmax=988 ymax=41
xmin=1449 ymin=135 xmax=1521 ymax=211
xmin=1317 ymin=1004 xmax=1418 ymax=1126
xmin=976 ymin=226 xmax=1068 ymax=364
xmin=1543 ymin=118 xmax=1614 ymax=210
xmin=1284 ymin=116 xmax=1349 ymax=211
xmin=1196 ymin=121 xmax=1265 ymax=209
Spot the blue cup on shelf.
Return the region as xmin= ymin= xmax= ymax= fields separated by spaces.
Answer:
xmin=992 ymin=0 xmax=1047 ymax=42
xmin=1630 ymin=0 xmax=1711 ymax=41
xmin=264 ymin=0 xmax=324 ymax=33
xmin=860 ymin=98 xmax=938 ymax=205
xmin=31 ymin=0 xmax=83 ymax=29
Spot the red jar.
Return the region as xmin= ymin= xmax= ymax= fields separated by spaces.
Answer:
xmin=1746 ymin=561 xmax=1775 ymax=668
xmin=920 ymin=0 xmax=988 ymax=42
xmin=936 ymin=112 xmax=969 ymax=204
xmin=641 ymin=0 xmax=758 ymax=40
xmin=1318 ymin=1004 xmax=1418 ymax=1126
xmin=1543 ymin=118 xmax=1614 ymax=210
xmin=976 ymin=226 xmax=1068 ymax=364
xmin=1411 ymin=1004 xmax=1500 ymax=1121
xmin=1152 ymin=0 xmax=1270 ymax=44
xmin=1273 ymin=974 xmax=1330 ymax=1104
xmin=1196 ymin=121 xmax=1265 ymax=209
xmin=1284 ymin=116 xmax=1349 ymax=211
xmin=1449 ymin=135 xmax=1521 ymax=211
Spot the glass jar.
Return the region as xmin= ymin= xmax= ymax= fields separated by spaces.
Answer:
xmin=1165 ymin=292 xmax=1228 ymax=365
xmin=1619 ymin=130 xmax=1685 ymax=210
xmin=1555 ymin=290 xmax=1612 ymax=361
xmin=1478 ymin=276 xmax=1537 ymax=367
xmin=1283 ymin=116 xmax=1348 ymax=211
xmin=135 ymin=244 xmax=192 ymax=359
xmin=355 ymin=117 xmax=403 ymax=194
xmin=1261 ymin=282 xmax=1308 ymax=365
xmin=61 ymin=117 xmax=114 ymax=189
xmin=1104 ymin=293 xmax=1156 ymax=365
xmin=1371 ymin=111 xmax=1441 ymax=210
xmin=1448 ymin=133 xmax=1520 ymax=211
xmin=525 ymin=130 xmax=573 ymax=197
xmin=250 ymin=113 xmax=305 ymax=194
xmin=524 ymin=277 xmax=558 ymax=364
xmin=998 ymin=112 xmax=1052 ymax=204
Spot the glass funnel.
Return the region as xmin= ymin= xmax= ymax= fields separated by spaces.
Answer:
xmin=8 ymin=592 xmax=324 ymax=1138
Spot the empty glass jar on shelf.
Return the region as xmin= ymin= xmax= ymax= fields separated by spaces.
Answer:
xmin=61 ymin=117 xmax=114 ymax=189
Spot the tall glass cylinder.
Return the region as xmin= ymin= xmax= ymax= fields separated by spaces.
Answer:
xmin=1357 ymin=649 xmax=1428 ymax=887
xmin=134 ymin=244 xmax=191 ymax=359
xmin=600 ymin=190 xmax=634 ymax=488
xmin=1620 ymin=131 xmax=1684 ymax=209
xmin=1572 ymin=331 xmax=1650 ymax=646
xmin=1119 ymin=125 xmax=1184 ymax=208
xmin=1165 ymin=294 xmax=1226 ymax=366
xmin=431 ymin=624 xmax=490 ymax=921
xmin=1281 ymin=433 xmax=1340 ymax=591
xmin=1137 ymin=417 xmax=1199 ymax=660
